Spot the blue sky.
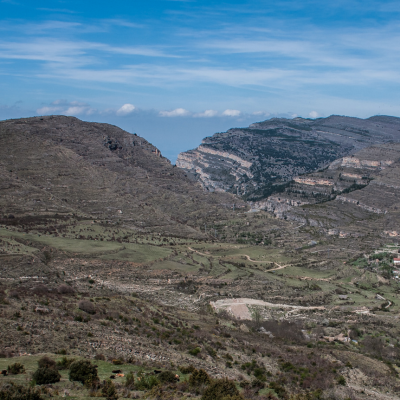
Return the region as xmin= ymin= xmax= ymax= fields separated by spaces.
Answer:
xmin=1 ymin=0 xmax=400 ymax=161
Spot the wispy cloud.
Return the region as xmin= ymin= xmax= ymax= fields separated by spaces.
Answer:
xmin=159 ymin=108 xmax=190 ymax=117
xmin=2 ymin=2 xmax=400 ymax=123
xmin=37 ymin=8 xmax=78 ymax=14
xmin=37 ymin=100 xmax=97 ymax=116
xmin=194 ymin=109 xmax=218 ymax=117
xmin=102 ymin=19 xmax=144 ymax=28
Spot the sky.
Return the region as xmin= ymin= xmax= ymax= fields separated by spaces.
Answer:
xmin=1 ymin=0 xmax=400 ymax=162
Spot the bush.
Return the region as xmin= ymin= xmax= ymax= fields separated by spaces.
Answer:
xmin=56 ymin=356 xmax=75 ymax=370
xmin=101 ymin=379 xmax=118 ymax=400
xmin=78 ymin=300 xmax=95 ymax=314
xmin=157 ymin=370 xmax=179 ymax=383
xmin=112 ymin=359 xmax=124 ymax=365
xmin=7 ymin=363 xmax=25 ymax=375
xmin=189 ymin=369 xmax=211 ymax=387
xmin=201 ymin=378 xmax=242 ymax=400
xmin=69 ymin=360 xmax=98 ymax=385
xmin=32 ymin=367 xmax=61 ymax=385
xmin=95 ymin=354 xmax=105 ymax=361
xmin=32 ymin=285 xmax=49 ymax=296
xmin=269 ymin=382 xmax=287 ymax=398
xmin=179 ymin=365 xmax=195 ymax=374
xmin=0 ymin=382 xmax=43 ymax=400
xmin=125 ymin=372 xmax=135 ymax=389
xmin=38 ymin=356 xmax=56 ymax=370
xmin=188 ymin=347 xmax=201 ymax=356
xmin=134 ymin=372 xmax=158 ymax=390
xmin=57 ymin=284 xmax=74 ymax=295
xmin=337 ymin=375 xmax=346 ymax=386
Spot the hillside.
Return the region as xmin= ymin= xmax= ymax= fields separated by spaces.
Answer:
xmin=1 ymin=116 xmax=400 ymax=400
xmin=176 ymin=115 xmax=400 ymax=201
xmin=253 ymin=142 xmax=400 ymax=239
xmin=0 ymin=116 xmax=244 ymax=237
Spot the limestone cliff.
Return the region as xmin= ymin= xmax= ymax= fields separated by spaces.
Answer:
xmin=177 ymin=115 xmax=400 ymax=201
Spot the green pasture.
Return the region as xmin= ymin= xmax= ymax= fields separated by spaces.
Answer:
xmin=0 ymin=353 xmax=185 ymax=399
xmin=100 ymin=243 xmax=172 ymax=263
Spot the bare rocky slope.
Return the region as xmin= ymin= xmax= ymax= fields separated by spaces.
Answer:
xmin=176 ymin=115 xmax=400 ymax=201
xmin=0 ymin=116 xmax=243 ymax=237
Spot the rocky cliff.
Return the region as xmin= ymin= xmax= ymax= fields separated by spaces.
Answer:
xmin=251 ymin=142 xmax=400 ymax=238
xmin=177 ymin=115 xmax=400 ymax=201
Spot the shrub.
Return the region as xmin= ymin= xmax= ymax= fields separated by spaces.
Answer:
xmin=125 ymin=372 xmax=135 ymax=389
xmin=251 ymin=379 xmax=265 ymax=391
xmin=101 ymin=379 xmax=118 ymax=400
xmin=32 ymin=367 xmax=61 ymax=385
xmin=69 ymin=360 xmax=98 ymax=385
xmin=0 ymin=382 xmax=43 ymax=400
xmin=189 ymin=369 xmax=211 ymax=387
xmin=188 ymin=347 xmax=201 ymax=356
xmin=158 ymin=370 xmax=179 ymax=383
xmin=57 ymin=284 xmax=74 ymax=295
xmin=7 ymin=363 xmax=25 ymax=375
xmin=95 ymin=354 xmax=106 ymax=361
xmin=8 ymin=291 xmax=19 ymax=299
xmin=201 ymin=378 xmax=241 ymax=400
xmin=269 ymin=382 xmax=287 ymax=398
xmin=337 ymin=375 xmax=346 ymax=386
xmin=32 ymin=285 xmax=49 ymax=296
xmin=56 ymin=349 xmax=67 ymax=355
xmin=56 ymin=356 xmax=75 ymax=370
xmin=179 ymin=365 xmax=195 ymax=374
xmin=78 ymin=300 xmax=95 ymax=314
xmin=38 ymin=356 xmax=56 ymax=370
xmin=134 ymin=372 xmax=158 ymax=390
xmin=112 ymin=359 xmax=124 ymax=365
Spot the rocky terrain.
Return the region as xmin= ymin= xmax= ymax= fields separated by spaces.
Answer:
xmin=177 ymin=115 xmax=400 ymax=201
xmin=2 ymin=116 xmax=400 ymax=399
xmin=252 ymin=142 xmax=400 ymax=240
xmin=0 ymin=116 xmax=244 ymax=237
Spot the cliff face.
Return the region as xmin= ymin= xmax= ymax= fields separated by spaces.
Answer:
xmin=176 ymin=115 xmax=400 ymax=201
xmin=251 ymin=142 xmax=400 ymax=238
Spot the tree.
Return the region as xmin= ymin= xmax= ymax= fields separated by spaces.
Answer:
xmin=69 ymin=360 xmax=98 ymax=385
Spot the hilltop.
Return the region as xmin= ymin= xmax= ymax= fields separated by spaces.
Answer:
xmin=0 ymin=116 xmax=244 ymax=237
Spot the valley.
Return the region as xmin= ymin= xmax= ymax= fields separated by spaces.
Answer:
xmin=1 ymin=116 xmax=400 ymax=400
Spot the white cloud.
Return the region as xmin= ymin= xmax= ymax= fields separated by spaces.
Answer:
xmin=117 ymin=103 xmax=136 ymax=116
xmin=308 ymin=111 xmax=320 ymax=118
xmin=222 ymin=109 xmax=241 ymax=117
xmin=36 ymin=100 xmax=97 ymax=116
xmin=194 ymin=109 xmax=218 ymax=118
xmin=253 ymin=111 xmax=271 ymax=117
xmin=159 ymin=108 xmax=190 ymax=117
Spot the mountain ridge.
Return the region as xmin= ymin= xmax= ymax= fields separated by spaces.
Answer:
xmin=176 ymin=114 xmax=400 ymax=201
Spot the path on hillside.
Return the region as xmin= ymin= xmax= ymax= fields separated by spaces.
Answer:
xmin=187 ymin=247 xmax=340 ymax=282
xmin=188 ymin=247 xmax=289 ymax=270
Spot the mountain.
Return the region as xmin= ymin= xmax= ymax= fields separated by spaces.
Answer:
xmin=176 ymin=115 xmax=400 ymax=201
xmin=253 ymin=142 xmax=400 ymax=238
xmin=0 ymin=116 xmax=244 ymax=236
